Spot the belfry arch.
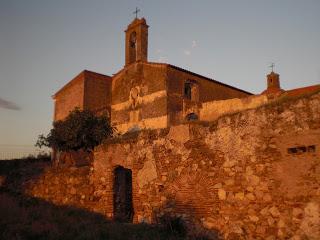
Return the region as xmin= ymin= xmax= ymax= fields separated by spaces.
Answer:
xmin=129 ymin=31 xmax=137 ymax=63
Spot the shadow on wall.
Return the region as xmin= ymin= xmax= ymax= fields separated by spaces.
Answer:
xmin=0 ymin=157 xmax=51 ymax=192
xmin=0 ymin=158 xmax=220 ymax=240
xmin=153 ymin=201 xmax=222 ymax=240
xmin=56 ymin=150 xmax=93 ymax=167
xmin=2 ymin=189 xmax=214 ymax=240
xmin=1 ymin=190 xmax=202 ymax=240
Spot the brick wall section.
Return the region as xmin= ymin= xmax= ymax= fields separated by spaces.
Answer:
xmin=167 ymin=65 xmax=250 ymax=103
xmin=166 ymin=65 xmax=252 ymax=125
xmin=27 ymin=91 xmax=320 ymax=239
xmin=53 ymin=70 xmax=111 ymax=121
xmin=111 ymin=62 xmax=167 ymax=106
xmin=83 ymin=70 xmax=112 ymax=115
xmin=54 ymin=72 xmax=85 ymax=121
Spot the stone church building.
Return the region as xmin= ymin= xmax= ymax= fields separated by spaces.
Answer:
xmin=53 ymin=18 xmax=254 ymax=134
xmin=43 ymin=18 xmax=320 ymax=239
xmin=53 ymin=17 xmax=319 ymax=133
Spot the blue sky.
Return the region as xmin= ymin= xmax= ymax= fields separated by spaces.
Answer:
xmin=0 ymin=0 xmax=319 ymax=152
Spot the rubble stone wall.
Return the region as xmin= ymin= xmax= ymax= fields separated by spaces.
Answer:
xmin=27 ymin=92 xmax=320 ymax=239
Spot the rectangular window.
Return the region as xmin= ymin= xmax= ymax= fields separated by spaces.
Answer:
xmin=287 ymin=145 xmax=316 ymax=155
xmin=307 ymin=145 xmax=316 ymax=153
xmin=288 ymin=147 xmax=297 ymax=154
xmin=184 ymin=82 xmax=192 ymax=100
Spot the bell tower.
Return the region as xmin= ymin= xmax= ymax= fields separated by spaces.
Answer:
xmin=262 ymin=71 xmax=284 ymax=95
xmin=125 ymin=18 xmax=148 ymax=66
xmin=262 ymin=63 xmax=284 ymax=96
xmin=267 ymin=71 xmax=281 ymax=89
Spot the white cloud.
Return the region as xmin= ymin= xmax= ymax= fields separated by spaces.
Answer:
xmin=156 ymin=49 xmax=163 ymax=54
xmin=192 ymin=40 xmax=197 ymax=48
xmin=158 ymin=56 xmax=168 ymax=62
xmin=182 ymin=41 xmax=197 ymax=56
xmin=183 ymin=50 xmax=191 ymax=56
xmin=155 ymin=49 xmax=168 ymax=62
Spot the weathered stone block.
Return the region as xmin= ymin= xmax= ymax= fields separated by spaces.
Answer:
xmin=218 ymin=189 xmax=227 ymax=200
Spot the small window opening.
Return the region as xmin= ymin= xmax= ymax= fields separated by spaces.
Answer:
xmin=186 ymin=113 xmax=198 ymax=121
xmin=288 ymin=147 xmax=297 ymax=154
xmin=288 ymin=145 xmax=316 ymax=155
xmin=308 ymin=145 xmax=316 ymax=153
xmin=130 ymin=32 xmax=136 ymax=48
xmin=129 ymin=31 xmax=137 ymax=63
xmin=184 ymin=82 xmax=192 ymax=100
xmin=297 ymin=146 xmax=307 ymax=153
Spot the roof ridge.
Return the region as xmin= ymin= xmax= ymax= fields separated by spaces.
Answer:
xmin=53 ymin=70 xmax=111 ymax=98
xmin=111 ymin=61 xmax=252 ymax=95
xmin=166 ymin=63 xmax=252 ymax=95
xmin=83 ymin=69 xmax=111 ymax=78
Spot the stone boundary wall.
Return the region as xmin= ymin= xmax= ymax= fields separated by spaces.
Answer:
xmin=26 ymin=164 xmax=114 ymax=218
xmin=27 ymin=166 xmax=93 ymax=208
xmin=26 ymin=92 xmax=320 ymax=239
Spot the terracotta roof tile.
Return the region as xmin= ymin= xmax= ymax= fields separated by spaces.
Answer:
xmin=285 ymin=84 xmax=320 ymax=97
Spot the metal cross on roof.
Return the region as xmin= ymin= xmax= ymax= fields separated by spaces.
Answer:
xmin=133 ymin=7 xmax=140 ymax=19
xmin=269 ymin=63 xmax=275 ymax=72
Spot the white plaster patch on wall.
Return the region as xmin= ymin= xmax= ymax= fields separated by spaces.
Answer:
xmin=167 ymin=125 xmax=190 ymax=144
xmin=111 ymin=101 xmax=131 ymax=112
xmin=141 ymin=115 xmax=168 ymax=129
xmin=137 ymin=159 xmax=158 ymax=188
xmin=115 ymin=115 xmax=168 ymax=134
xmin=142 ymin=90 xmax=167 ymax=104
xmin=111 ymin=90 xmax=167 ymax=111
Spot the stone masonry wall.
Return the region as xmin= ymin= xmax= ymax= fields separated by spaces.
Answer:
xmin=84 ymin=71 xmax=112 ymax=114
xmin=167 ymin=65 xmax=251 ymax=125
xmin=27 ymin=92 xmax=320 ymax=239
xmin=111 ymin=62 xmax=168 ymax=133
xmin=200 ymin=94 xmax=268 ymax=122
xmin=26 ymin=165 xmax=114 ymax=218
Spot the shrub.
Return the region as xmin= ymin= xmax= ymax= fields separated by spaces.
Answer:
xmin=36 ymin=108 xmax=115 ymax=153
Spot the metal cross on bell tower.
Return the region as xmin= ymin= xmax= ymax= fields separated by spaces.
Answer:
xmin=269 ymin=63 xmax=275 ymax=72
xmin=133 ymin=7 xmax=140 ymax=19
